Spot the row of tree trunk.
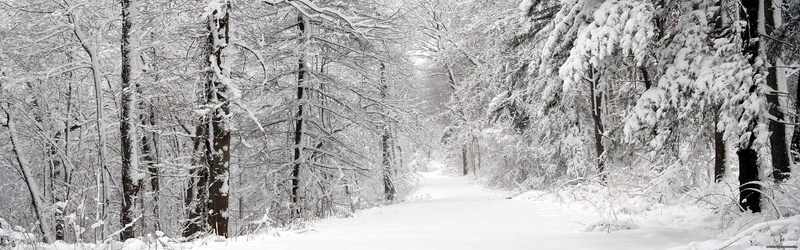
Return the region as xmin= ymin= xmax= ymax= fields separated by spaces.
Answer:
xmin=736 ymin=0 xmax=790 ymax=213
xmin=5 ymin=0 xmax=403 ymax=243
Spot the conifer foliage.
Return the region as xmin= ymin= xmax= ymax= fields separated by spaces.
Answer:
xmin=418 ymin=0 xmax=799 ymax=217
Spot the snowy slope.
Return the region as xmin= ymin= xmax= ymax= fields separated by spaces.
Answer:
xmin=197 ymin=162 xmax=703 ymax=250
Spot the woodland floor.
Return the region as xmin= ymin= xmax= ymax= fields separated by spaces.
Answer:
xmin=199 ymin=162 xmax=702 ymax=250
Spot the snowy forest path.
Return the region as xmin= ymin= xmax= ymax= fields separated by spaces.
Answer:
xmin=201 ymin=162 xmax=698 ymax=250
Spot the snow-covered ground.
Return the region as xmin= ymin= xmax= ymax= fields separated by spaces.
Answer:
xmin=194 ymin=162 xmax=702 ymax=250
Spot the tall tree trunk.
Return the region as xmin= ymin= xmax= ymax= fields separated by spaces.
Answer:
xmin=291 ymin=13 xmax=307 ymax=219
xmin=4 ymin=108 xmax=53 ymax=243
xmin=205 ymin=0 xmax=232 ymax=237
xmin=588 ymin=66 xmax=606 ymax=182
xmin=143 ymin=46 xmax=161 ymax=231
xmin=183 ymin=124 xmax=207 ymax=237
xmin=48 ymin=131 xmax=65 ymax=241
xmin=381 ymin=132 xmax=396 ymax=201
xmin=141 ymin=105 xmax=159 ymax=230
xmin=767 ymin=68 xmax=791 ymax=182
xmin=461 ymin=146 xmax=468 ymax=176
xmin=475 ymin=137 xmax=481 ymax=173
xmin=766 ymin=0 xmax=790 ymax=182
xmin=68 ymin=10 xmax=109 ymax=239
xmin=141 ymin=39 xmax=162 ymax=231
xmin=714 ymin=114 xmax=726 ymax=182
xmin=471 ymin=136 xmax=478 ymax=175
xmin=737 ymin=0 xmax=764 ymax=213
xmin=380 ymin=63 xmax=395 ymax=201
xmin=792 ymin=74 xmax=800 ymax=162
xmin=120 ymin=0 xmax=141 ymax=240
xmin=54 ymin=54 xmax=77 ymax=242
xmin=711 ymin=0 xmax=727 ymax=184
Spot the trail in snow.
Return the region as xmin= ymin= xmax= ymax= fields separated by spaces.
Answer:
xmin=204 ymin=163 xmax=701 ymax=250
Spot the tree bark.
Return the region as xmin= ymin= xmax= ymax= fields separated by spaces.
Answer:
xmin=140 ymin=37 xmax=162 ymax=231
xmin=461 ymin=146 xmax=468 ymax=176
xmin=714 ymin=121 xmax=726 ymax=182
xmin=738 ymin=147 xmax=761 ymax=212
xmin=382 ymin=132 xmax=395 ymax=201
xmin=737 ymin=0 xmax=763 ymax=213
xmin=141 ymin=105 xmax=159 ymax=231
xmin=589 ymin=66 xmax=606 ymax=182
xmin=380 ymin=63 xmax=396 ymax=201
xmin=48 ymin=131 xmax=66 ymax=241
xmin=710 ymin=1 xmax=728 ymax=184
xmin=4 ymin=109 xmax=53 ymax=243
xmin=67 ymin=9 xmax=109 ymax=238
xmin=58 ymin=67 xmax=75 ymax=241
xmin=205 ymin=0 xmax=232 ymax=237
xmin=639 ymin=66 xmax=652 ymax=90
xmin=792 ymin=74 xmax=800 ymax=162
xmin=184 ymin=0 xmax=233 ymax=237
xmin=183 ymin=123 xmax=207 ymax=238
xmin=143 ymin=46 xmax=161 ymax=230
xmin=291 ymin=13 xmax=307 ymax=219
xmin=767 ymin=66 xmax=791 ymax=182
xmin=471 ymin=136 xmax=479 ymax=175
xmin=766 ymin=0 xmax=790 ymax=182
xmin=120 ymin=0 xmax=141 ymax=240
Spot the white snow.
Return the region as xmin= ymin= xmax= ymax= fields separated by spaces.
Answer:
xmin=196 ymin=161 xmax=702 ymax=250
xmin=518 ymin=0 xmax=533 ymax=12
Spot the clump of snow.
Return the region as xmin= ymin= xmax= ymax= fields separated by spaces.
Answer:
xmin=90 ymin=220 xmax=104 ymax=229
xmin=583 ymin=220 xmax=639 ymax=232
xmin=518 ymin=0 xmax=533 ymax=12
xmin=0 ymin=217 xmax=38 ymax=248
xmin=403 ymin=187 xmax=432 ymax=202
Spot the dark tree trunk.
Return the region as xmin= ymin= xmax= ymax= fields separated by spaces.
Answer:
xmin=140 ymin=105 xmax=159 ymax=230
xmin=710 ymin=1 xmax=727 ymax=184
xmin=291 ymin=14 xmax=307 ymax=219
xmin=589 ymin=66 xmax=606 ymax=182
xmin=639 ymin=66 xmax=652 ymax=90
xmin=766 ymin=0 xmax=791 ymax=182
xmin=183 ymin=1 xmax=232 ymax=237
xmin=52 ymin=170 xmax=64 ymax=242
xmin=767 ymin=66 xmax=791 ymax=182
xmin=461 ymin=146 xmax=468 ymax=176
xmin=120 ymin=0 xmax=141 ymax=240
xmin=380 ymin=63 xmax=396 ymax=201
xmin=185 ymin=164 xmax=209 ymax=237
xmin=382 ymin=133 xmax=395 ymax=201
xmin=205 ymin=0 xmax=231 ymax=237
xmin=714 ymin=124 xmax=726 ymax=182
xmin=48 ymin=132 xmax=65 ymax=241
xmin=737 ymin=0 xmax=762 ymax=213
xmin=206 ymin=106 xmax=230 ymax=237
xmin=58 ymin=73 xmax=75 ymax=241
xmin=144 ymin=44 xmax=162 ymax=231
xmin=472 ymin=136 xmax=479 ymax=175
xmin=183 ymin=124 xmax=207 ymax=238
xmin=446 ymin=63 xmax=456 ymax=93
xmin=792 ymin=74 xmax=800 ymax=162
xmin=738 ymin=148 xmax=761 ymax=212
